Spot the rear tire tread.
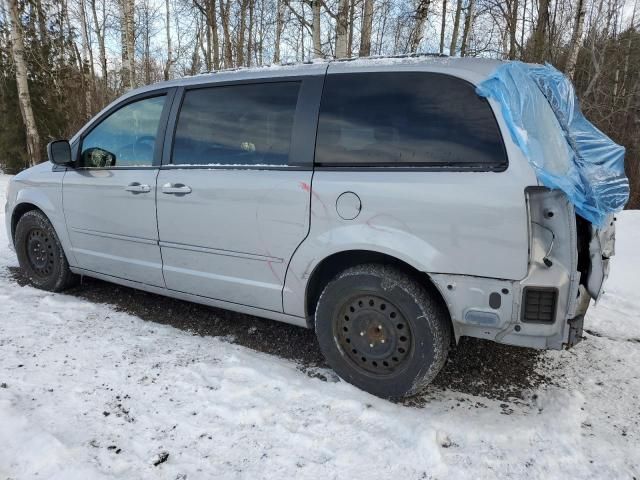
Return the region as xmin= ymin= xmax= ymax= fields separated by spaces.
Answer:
xmin=315 ymin=263 xmax=451 ymax=398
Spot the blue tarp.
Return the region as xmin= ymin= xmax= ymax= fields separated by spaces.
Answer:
xmin=476 ymin=61 xmax=629 ymax=227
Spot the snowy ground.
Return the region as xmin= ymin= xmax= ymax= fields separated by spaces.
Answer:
xmin=0 ymin=172 xmax=638 ymax=479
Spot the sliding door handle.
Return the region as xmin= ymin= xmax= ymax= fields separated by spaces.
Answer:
xmin=125 ymin=182 xmax=151 ymax=193
xmin=162 ymin=183 xmax=192 ymax=195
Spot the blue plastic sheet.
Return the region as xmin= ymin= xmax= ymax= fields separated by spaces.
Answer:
xmin=476 ymin=61 xmax=629 ymax=227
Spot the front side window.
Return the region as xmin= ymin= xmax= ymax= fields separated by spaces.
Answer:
xmin=80 ymin=95 xmax=166 ymax=168
xmin=315 ymin=72 xmax=507 ymax=168
xmin=172 ymin=82 xmax=300 ymax=167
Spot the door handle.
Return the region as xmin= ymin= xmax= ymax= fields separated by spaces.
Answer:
xmin=125 ymin=182 xmax=151 ymax=193
xmin=162 ymin=183 xmax=192 ymax=195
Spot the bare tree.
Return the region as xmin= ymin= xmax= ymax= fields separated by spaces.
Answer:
xmin=219 ymin=0 xmax=233 ymax=66
xmin=5 ymin=0 xmax=41 ymax=166
xmin=565 ymin=0 xmax=587 ymax=78
xmin=531 ymin=0 xmax=550 ymax=62
xmin=77 ymin=0 xmax=95 ymax=116
xmin=460 ymin=0 xmax=475 ymax=56
xmin=164 ymin=0 xmax=173 ymax=79
xmin=335 ymin=0 xmax=351 ymax=58
xmin=409 ymin=0 xmax=431 ymax=52
xmin=90 ymin=0 xmax=108 ymax=92
xmin=359 ymin=0 xmax=374 ymax=56
xmin=449 ymin=0 xmax=462 ymax=55
xmin=508 ymin=0 xmax=519 ymax=59
xmin=119 ymin=0 xmax=136 ymax=88
xmin=313 ymin=0 xmax=323 ymax=57
xmin=439 ymin=0 xmax=447 ymax=54
xmin=274 ymin=0 xmax=284 ymax=62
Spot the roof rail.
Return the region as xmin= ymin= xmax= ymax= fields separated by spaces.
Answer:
xmin=331 ymin=52 xmax=448 ymax=63
xmin=200 ymin=52 xmax=449 ymax=75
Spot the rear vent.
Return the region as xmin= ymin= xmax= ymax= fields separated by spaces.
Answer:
xmin=522 ymin=287 xmax=558 ymax=323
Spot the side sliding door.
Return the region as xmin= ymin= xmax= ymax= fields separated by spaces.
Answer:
xmin=156 ymin=71 xmax=324 ymax=312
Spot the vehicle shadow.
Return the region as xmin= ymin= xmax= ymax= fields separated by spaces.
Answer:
xmin=7 ymin=267 xmax=548 ymax=405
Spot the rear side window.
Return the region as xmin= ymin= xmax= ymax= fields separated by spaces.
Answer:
xmin=172 ymin=82 xmax=300 ymax=167
xmin=315 ymin=72 xmax=506 ymax=168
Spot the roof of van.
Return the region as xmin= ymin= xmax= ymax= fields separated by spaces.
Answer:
xmin=131 ymin=55 xmax=505 ymax=95
xmin=71 ymin=55 xmax=505 ymax=143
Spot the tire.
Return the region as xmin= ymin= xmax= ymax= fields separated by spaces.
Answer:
xmin=315 ymin=264 xmax=451 ymax=399
xmin=14 ymin=210 xmax=77 ymax=292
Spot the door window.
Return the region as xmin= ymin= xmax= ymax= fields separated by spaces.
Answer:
xmin=172 ymin=82 xmax=300 ymax=167
xmin=315 ymin=72 xmax=507 ymax=168
xmin=80 ymin=95 xmax=166 ymax=168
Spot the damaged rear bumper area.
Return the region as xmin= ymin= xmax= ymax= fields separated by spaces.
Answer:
xmin=430 ymin=188 xmax=615 ymax=351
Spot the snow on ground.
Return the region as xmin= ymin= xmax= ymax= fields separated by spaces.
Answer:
xmin=0 ymin=172 xmax=638 ymax=479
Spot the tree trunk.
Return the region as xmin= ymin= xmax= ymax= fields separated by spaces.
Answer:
xmin=439 ymin=0 xmax=446 ymax=54
xmin=359 ymin=0 xmax=373 ymax=57
xmin=410 ymin=0 xmax=431 ymax=53
xmin=119 ymin=0 xmax=136 ymax=89
xmin=347 ymin=0 xmax=355 ymax=56
xmin=219 ymin=0 xmax=233 ymax=67
xmin=564 ymin=0 xmax=587 ymax=79
xmin=313 ymin=0 xmax=323 ymax=58
xmin=459 ymin=0 xmax=475 ymax=57
xmin=334 ymin=0 xmax=350 ymax=58
xmin=508 ymin=0 xmax=519 ymax=59
xmin=90 ymin=0 xmax=108 ymax=91
xmin=247 ymin=0 xmax=254 ymax=66
xmin=532 ymin=0 xmax=550 ymax=63
xmin=211 ymin=0 xmax=220 ymax=70
xmin=143 ymin=8 xmax=151 ymax=85
xmin=274 ymin=0 xmax=283 ymax=63
xmin=6 ymin=0 xmax=41 ymax=167
xmin=449 ymin=0 xmax=462 ymax=55
xmin=77 ymin=0 xmax=93 ymax=117
xmin=164 ymin=0 xmax=173 ymax=80
xmin=237 ymin=0 xmax=248 ymax=67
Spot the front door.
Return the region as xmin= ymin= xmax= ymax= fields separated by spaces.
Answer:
xmin=63 ymin=92 xmax=173 ymax=287
xmin=156 ymin=78 xmax=320 ymax=312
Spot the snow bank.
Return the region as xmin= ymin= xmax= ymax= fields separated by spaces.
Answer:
xmin=0 ymin=173 xmax=638 ymax=479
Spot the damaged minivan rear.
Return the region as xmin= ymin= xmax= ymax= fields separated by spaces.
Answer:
xmin=5 ymin=57 xmax=629 ymax=399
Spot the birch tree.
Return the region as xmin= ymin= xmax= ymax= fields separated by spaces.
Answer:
xmin=565 ymin=0 xmax=587 ymax=79
xmin=6 ymin=0 xmax=41 ymax=166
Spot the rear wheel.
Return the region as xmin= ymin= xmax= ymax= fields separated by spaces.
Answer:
xmin=14 ymin=210 xmax=77 ymax=292
xmin=315 ymin=264 xmax=450 ymax=398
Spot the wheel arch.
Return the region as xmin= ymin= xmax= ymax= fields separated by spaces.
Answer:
xmin=304 ymin=249 xmax=452 ymax=335
xmin=11 ymin=202 xmax=43 ymax=243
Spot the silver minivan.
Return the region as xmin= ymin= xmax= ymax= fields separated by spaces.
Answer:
xmin=4 ymin=57 xmax=618 ymax=398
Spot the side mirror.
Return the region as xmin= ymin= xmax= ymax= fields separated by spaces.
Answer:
xmin=47 ymin=140 xmax=73 ymax=166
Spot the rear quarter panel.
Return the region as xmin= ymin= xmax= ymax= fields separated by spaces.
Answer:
xmin=283 ymin=63 xmax=539 ymax=318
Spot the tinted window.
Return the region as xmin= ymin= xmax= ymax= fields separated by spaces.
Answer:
xmin=315 ymin=72 xmax=506 ymax=168
xmin=172 ymin=82 xmax=300 ymax=166
xmin=81 ymin=95 xmax=166 ymax=168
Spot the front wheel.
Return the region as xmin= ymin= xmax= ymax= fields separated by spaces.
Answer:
xmin=315 ymin=264 xmax=451 ymax=398
xmin=14 ymin=210 xmax=77 ymax=292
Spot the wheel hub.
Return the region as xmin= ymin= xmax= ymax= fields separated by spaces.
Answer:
xmin=26 ymin=229 xmax=54 ymax=277
xmin=335 ymin=294 xmax=412 ymax=375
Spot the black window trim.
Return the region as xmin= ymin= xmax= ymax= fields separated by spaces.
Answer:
xmin=74 ymin=87 xmax=177 ymax=170
xmin=162 ymin=75 xmax=325 ymax=170
xmin=313 ymin=71 xmax=509 ymax=173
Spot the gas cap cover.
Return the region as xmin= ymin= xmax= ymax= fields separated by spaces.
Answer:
xmin=336 ymin=192 xmax=362 ymax=220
